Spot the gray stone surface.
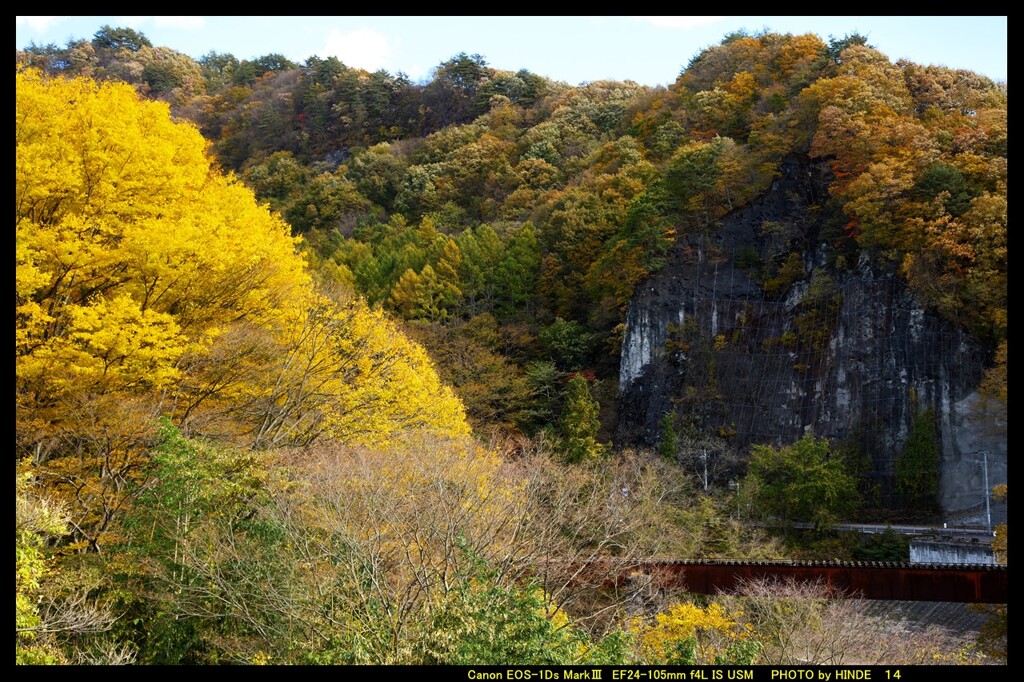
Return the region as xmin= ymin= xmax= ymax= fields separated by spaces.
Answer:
xmin=910 ymin=538 xmax=996 ymax=565
xmin=617 ymin=154 xmax=1006 ymax=516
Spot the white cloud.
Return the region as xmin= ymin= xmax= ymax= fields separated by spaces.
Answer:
xmin=113 ymin=16 xmax=205 ymax=30
xmin=116 ymin=16 xmax=149 ymax=29
xmin=16 ymin=16 xmax=67 ymax=32
xmin=633 ymin=16 xmax=727 ymax=29
xmin=404 ymin=63 xmax=428 ymax=82
xmin=322 ymin=27 xmax=391 ymax=72
xmin=154 ymin=16 xmax=205 ymax=30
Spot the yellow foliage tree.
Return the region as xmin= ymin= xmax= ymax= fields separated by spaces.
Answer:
xmin=992 ymin=484 xmax=1007 ymax=565
xmin=629 ymin=600 xmax=756 ymax=664
xmin=16 ymin=68 xmax=467 ymax=549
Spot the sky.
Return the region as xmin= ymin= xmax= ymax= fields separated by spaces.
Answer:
xmin=16 ymin=16 xmax=1008 ymax=88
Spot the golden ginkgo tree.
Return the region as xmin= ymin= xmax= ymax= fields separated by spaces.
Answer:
xmin=16 ymin=67 xmax=468 ymax=551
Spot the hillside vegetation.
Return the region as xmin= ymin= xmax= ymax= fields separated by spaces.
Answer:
xmin=16 ymin=26 xmax=1006 ymax=664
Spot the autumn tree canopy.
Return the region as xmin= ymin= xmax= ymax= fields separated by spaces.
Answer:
xmin=16 ymin=67 xmax=468 ymax=550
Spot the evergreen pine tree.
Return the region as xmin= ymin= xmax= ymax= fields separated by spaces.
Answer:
xmin=557 ymin=375 xmax=605 ymax=463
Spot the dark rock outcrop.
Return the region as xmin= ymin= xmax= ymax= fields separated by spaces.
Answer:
xmin=617 ymin=155 xmax=1005 ymax=518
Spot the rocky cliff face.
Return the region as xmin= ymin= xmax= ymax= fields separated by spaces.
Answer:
xmin=617 ymin=155 xmax=1005 ymax=517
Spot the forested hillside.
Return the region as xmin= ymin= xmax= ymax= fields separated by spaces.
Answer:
xmin=16 ymin=26 xmax=1006 ymax=664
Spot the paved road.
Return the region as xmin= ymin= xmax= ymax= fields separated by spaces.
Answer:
xmin=790 ymin=521 xmax=996 ymax=542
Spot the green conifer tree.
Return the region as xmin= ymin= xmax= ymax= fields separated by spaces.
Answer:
xmin=557 ymin=375 xmax=606 ymax=463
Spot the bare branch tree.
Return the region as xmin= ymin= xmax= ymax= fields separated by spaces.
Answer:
xmin=722 ymin=577 xmax=992 ymax=665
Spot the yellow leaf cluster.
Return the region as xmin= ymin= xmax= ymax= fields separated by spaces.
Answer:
xmin=17 ymin=68 xmax=307 ymax=406
xmin=630 ymin=600 xmax=751 ymax=664
xmin=16 ymin=68 xmax=469 ymax=546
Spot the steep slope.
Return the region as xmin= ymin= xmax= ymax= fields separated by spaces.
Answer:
xmin=617 ymin=154 xmax=1004 ymax=515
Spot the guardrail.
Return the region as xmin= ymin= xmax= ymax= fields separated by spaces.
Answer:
xmin=769 ymin=521 xmax=996 ymax=540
